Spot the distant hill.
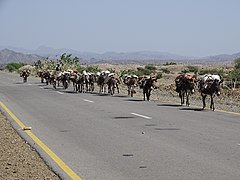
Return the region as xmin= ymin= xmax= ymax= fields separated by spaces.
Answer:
xmin=0 ymin=49 xmax=42 ymax=64
xmin=0 ymin=46 xmax=193 ymax=62
xmin=203 ymin=52 xmax=240 ymax=61
xmin=0 ymin=46 xmax=240 ymax=64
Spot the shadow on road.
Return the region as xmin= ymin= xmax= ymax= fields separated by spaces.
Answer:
xmin=154 ymin=127 xmax=180 ymax=131
xmin=124 ymin=99 xmax=143 ymax=102
xmin=29 ymin=82 xmax=43 ymax=85
xmin=157 ymin=103 xmax=183 ymax=107
xmin=114 ymin=116 xmax=135 ymax=119
xmin=112 ymin=95 xmax=128 ymax=98
xmin=43 ymin=87 xmax=55 ymax=90
xmin=93 ymin=93 xmax=110 ymax=96
xmin=14 ymin=82 xmax=25 ymax=84
xmin=179 ymin=107 xmax=204 ymax=112
xmin=37 ymin=84 xmax=47 ymax=87
xmin=61 ymin=90 xmax=78 ymax=94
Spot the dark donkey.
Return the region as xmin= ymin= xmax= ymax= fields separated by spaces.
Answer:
xmin=123 ymin=75 xmax=138 ymax=97
xmin=20 ymin=70 xmax=30 ymax=83
xmin=175 ymin=73 xmax=197 ymax=106
xmin=107 ymin=75 xmax=120 ymax=95
xmin=199 ymin=74 xmax=223 ymax=111
xmin=141 ymin=77 xmax=157 ymax=101
xmin=42 ymin=71 xmax=51 ymax=85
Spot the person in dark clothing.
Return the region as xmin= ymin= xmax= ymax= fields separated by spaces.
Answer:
xmin=56 ymin=63 xmax=61 ymax=71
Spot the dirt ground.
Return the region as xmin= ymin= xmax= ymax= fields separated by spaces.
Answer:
xmin=0 ymin=112 xmax=60 ymax=180
xmin=0 ymin=63 xmax=239 ymax=180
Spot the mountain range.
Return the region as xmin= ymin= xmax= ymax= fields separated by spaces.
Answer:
xmin=0 ymin=46 xmax=239 ymax=65
xmin=0 ymin=48 xmax=42 ymax=64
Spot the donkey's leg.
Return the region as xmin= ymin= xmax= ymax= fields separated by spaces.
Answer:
xmin=186 ymin=92 xmax=190 ymax=107
xmin=202 ymin=94 xmax=207 ymax=109
xmin=53 ymin=81 xmax=56 ymax=89
xmin=180 ymin=91 xmax=184 ymax=105
xmin=112 ymin=86 xmax=115 ymax=96
xmin=147 ymin=91 xmax=150 ymax=101
xmin=210 ymin=95 xmax=215 ymax=111
xmin=116 ymin=84 xmax=120 ymax=94
xmin=179 ymin=92 xmax=183 ymax=105
xmin=128 ymin=86 xmax=130 ymax=96
xmin=80 ymin=84 xmax=83 ymax=93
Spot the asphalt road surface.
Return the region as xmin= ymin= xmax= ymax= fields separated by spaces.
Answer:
xmin=0 ymin=71 xmax=240 ymax=180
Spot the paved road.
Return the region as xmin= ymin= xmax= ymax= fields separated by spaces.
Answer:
xmin=1 ymin=71 xmax=240 ymax=180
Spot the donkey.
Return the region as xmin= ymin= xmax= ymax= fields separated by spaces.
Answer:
xmin=175 ymin=73 xmax=197 ymax=106
xmin=199 ymin=74 xmax=223 ymax=111
xmin=37 ymin=70 xmax=44 ymax=83
xmin=123 ymin=75 xmax=138 ymax=97
xmin=69 ymin=71 xmax=79 ymax=92
xmin=107 ymin=76 xmax=120 ymax=96
xmin=20 ymin=70 xmax=30 ymax=83
xmin=141 ymin=77 xmax=157 ymax=101
xmin=42 ymin=71 xmax=51 ymax=85
xmin=76 ymin=74 xmax=87 ymax=93
xmin=87 ymin=74 xmax=96 ymax=93
xmin=97 ymin=73 xmax=108 ymax=93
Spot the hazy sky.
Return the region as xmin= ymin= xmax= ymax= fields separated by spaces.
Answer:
xmin=1 ymin=0 xmax=240 ymax=57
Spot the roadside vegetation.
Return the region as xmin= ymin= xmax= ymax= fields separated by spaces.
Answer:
xmin=2 ymin=53 xmax=240 ymax=89
xmin=227 ymin=58 xmax=240 ymax=89
xmin=5 ymin=62 xmax=25 ymax=72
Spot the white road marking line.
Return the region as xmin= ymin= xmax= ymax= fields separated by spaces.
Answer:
xmin=57 ymin=92 xmax=64 ymax=95
xmin=83 ymin=99 xmax=94 ymax=103
xmin=131 ymin=113 xmax=152 ymax=119
xmin=40 ymin=87 xmax=44 ymax=89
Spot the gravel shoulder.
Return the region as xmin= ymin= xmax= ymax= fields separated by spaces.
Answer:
xmin=0 ymin=111 xmax=60 ymax=180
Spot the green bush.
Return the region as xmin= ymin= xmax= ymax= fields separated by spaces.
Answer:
xmin=161 ymin=68 xmax=170 ymax=74
xmin=163 ymin=62 xmax=177 ymax=66
xmin=228 ymin=69 xmax=240 ymax=80
xmin=136 ymin=67 xmax=152 ymax=76
xmin=156 ymin=72 xmax=163 ymax=79
xmin=234 ymin=58 xmax=240 ymax=69
xmin=85 ymin=65 xmax=101 ymax=73
xmin=181 ymin=69 xmax=190 ymax=73
xmin=5 ymin=62 xmax=25 ymax=72
xmin=120 ymin=68 xmax=146 ymax=77
xmin=199 ymin=68 xmax=224 ymax=76
xmin=120 ymin=65 xmax=158 ymax=77
xmin=76 ymin=65 xmax=85 ymax=73
xmin=34 ymin=60 xmax=43 ymax=70
xmin=145 ymin=64 xmax=157 ymax=71
xmin=187 ymin=65 xmax=199 ymax=73
xmin=106 ymin=68 xmax=115 ymax=73
xmin=120 ymin=69 xmax=129 ymax=77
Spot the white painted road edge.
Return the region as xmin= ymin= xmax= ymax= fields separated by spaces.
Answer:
xmin=131 ymin=112 xmax=152 ymax=119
